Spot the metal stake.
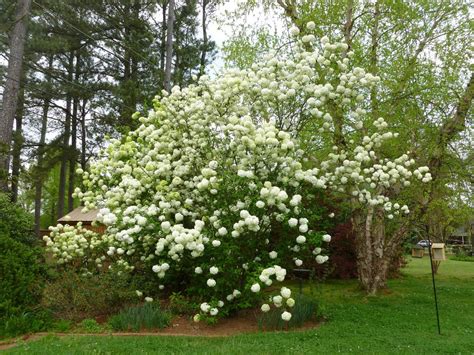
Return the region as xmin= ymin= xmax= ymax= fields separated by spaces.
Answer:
xmin=427 ymin=238 xmax=441 ymax=335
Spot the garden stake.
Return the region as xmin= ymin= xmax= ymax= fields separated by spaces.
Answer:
xmin=427 ymin=238 xmax=441 ymax=335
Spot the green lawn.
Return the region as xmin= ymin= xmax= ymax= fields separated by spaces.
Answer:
xmin=6 ymin=258 xmax=474 ymax=354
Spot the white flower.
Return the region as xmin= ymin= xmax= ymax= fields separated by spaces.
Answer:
xmin=288 ymin=218 xmax=298 ymax=227
xmin=193 ymin=314 xmax=200 ymax=322
xmin=294 ymin=259 xmax=303 ymax=267
xmin=207 ymin=278 xmax=216 ymax=287
xmin=218 ymin=227 xmax=228 ymax=236
xmin=210 ymin=266 xmax=219 ymax=275
xmin=200 ymin=302 xmax=210 ymax=313
xmin=273 ymin=295 xmax=283 ymax=306
xmin=316 ymin=255 xmax=327 ymax=264
xmin=286 ymin=298 xmax=295 ymax=307
xmin=289 ymin=26 xmax=300 ymax=36
xmin=296 ymin=235 xmax=306 ymax=244
xmin=135 ymin=290 xmax=143 ymax=297
xmin=256 ymin=200 xmax=265 ymax=208
xmin=322 ymin=234 xmax=331 ymax=242
xmin=195 ymin=267 xmax=203 ymax=274
xmin=280 ymin=287 xmax=291 ymax=299
xmin=261 ymin=303 xmax=271 ymax=312
xmin=269 ymin=251 xmax=278 ymax=259
xmin=251 ymin=283 xmax=261 ymax=293
xmin=217 ymin=300 xmax=224 ymax=307
xmin=306 ymin=21 xmax=315 ymax=30
xmin=212 ymin=240 xmax=221 ymax=247
xmin=281 ymin=311 xmax=292 ymax=321
xmin=145 ymin=297 xmax=153 ymax=302
xmin=299 ymin=224 xmax=308 ymax=233
xmin=210 ymin=308 xmax=219 ymax=316
xmin=329 ymin=212 xmax=335 ymax=218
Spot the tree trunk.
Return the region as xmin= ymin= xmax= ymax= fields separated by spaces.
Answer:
xmin=0 ymin=0 xmax=32 ymax=191
xmin=68 ymin=51 xmax=81 ymax=211
xmin=58 ymin=52 xmax=74 ymax=219
xmin=160 ymin=1 xmax=167 ymax=74
xmin=198 ymin=0 xmax=208 ymax=78
xmin=80 ymin=99 xmax=87 ymax=171
xmin=34 ymin=55 xmax=53 ymax=237
xmin=11 ymin=81 xmax=25 ymax=202
xmin=164 ymin=0 xmax=175 ymax=92
xmin=370 ymin=1 xmax=380 ymax=119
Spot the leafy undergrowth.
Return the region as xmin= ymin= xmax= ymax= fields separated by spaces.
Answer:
xmin=108 ymin=303 xmax=171 ymax=331
xmin=5 ymin=258 xmax=474 ymax=354
xmin=257 ymin=294 xmax=318 ymax=330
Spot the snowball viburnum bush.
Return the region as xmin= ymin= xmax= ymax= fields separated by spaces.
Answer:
xmin=44 ymin=22 xmax=431 ymax=321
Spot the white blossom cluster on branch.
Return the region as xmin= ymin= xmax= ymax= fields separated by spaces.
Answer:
xmin=45 ymin=22 xmax=431 ymax=321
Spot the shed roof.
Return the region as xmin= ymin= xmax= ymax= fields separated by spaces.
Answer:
xmin=58 ymin=207 xmax=99 ymax=223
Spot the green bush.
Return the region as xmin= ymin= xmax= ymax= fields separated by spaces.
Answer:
xmin=42 ymin=269 xmax=136 ymax=320
xmin=450 ymin=255 xmax=474 ymax=262
xmin=258 ymin=294 xmax=318 ymax=330
xmin=0 ymin=310 xmax=52 ymax=338
xmin=0 ymin=234 xmax=46 ymax=317
xmin=77 ymin=319 xmax=106 ymax=333
xmin=0 ymin=193 xmax=36 ymax=245
xmin=108 ymin=303 xmax=171 ymax=331
xmin=169 ymin=292 xmax=196 ymax=315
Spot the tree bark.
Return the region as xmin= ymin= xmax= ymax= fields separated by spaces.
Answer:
xmin=34 ymin=55 xmax=53 ymax=237
xmin=11 ymin=80 xmax=25 ymax=202
xmin=343 ymin=0 xmax=354 ymax=55
xmin=0 ymin=0 xmax=32 ymax=191
xmin=80 ymin=99 xmax=87 ymax=171
xmin=160 ymin=1 xmax=167 ymax=74
xmin=198 ymin=0 xmax=208 ymax=78
xmin=164 ymin=0 xmax=175 ymax=92
xmin=58 ymin=52 xmax=74 ymax=219
xmin=370 ymin=1 xmax=379 ymax=119
xmin=68 ymin=51 xmax=81 ymax=211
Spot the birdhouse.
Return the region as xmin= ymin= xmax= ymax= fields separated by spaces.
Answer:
xmin=431 ymin=243 xmax=446 ymax=261
xmin=411 ymin=245 xmax=424 ymax=258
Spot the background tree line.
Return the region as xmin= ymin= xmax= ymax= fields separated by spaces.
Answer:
xmin=0 ymin=0 xmax=218 ymax=235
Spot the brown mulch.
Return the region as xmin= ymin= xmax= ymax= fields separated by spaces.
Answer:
xmin=0 ymin=312 xmax=320 ymax=351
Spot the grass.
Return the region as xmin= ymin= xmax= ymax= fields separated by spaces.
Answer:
xmin=5 ymin=258 xmax=474 ymax=354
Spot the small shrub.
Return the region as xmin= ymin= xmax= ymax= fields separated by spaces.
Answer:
xmin=77 ymin=319 xmax=104 ymax=333
xmin=0 ymin=311 xmax=52 ymax=338
xmin=450 ymin=255 xmax=474 ymax=262
xmin=42 ymin=269 xmax=136 ymax=320
xmin=108 ymin=303 xmax=171 ymax=331
xmin=258 ymin=294 xmax=318 ymax=330
xmin=168 ymin=292 xmax=196 ymax=315
xmin=0 ymin=234 xmax=46 ymax=317
xmin=51 ymin=319 xmax=72 ymax=332
xmin=0 ymin=193 xmax=36 ymax=246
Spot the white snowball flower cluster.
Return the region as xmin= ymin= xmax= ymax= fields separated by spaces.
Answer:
xmin=48 ymin=23 xmax=416 ymax=321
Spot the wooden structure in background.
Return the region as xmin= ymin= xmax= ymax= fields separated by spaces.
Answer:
xmin=57 ymin=207 xmax=104 ymax=234
xmin=411 ymin=245 xmax=424 ymax=258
